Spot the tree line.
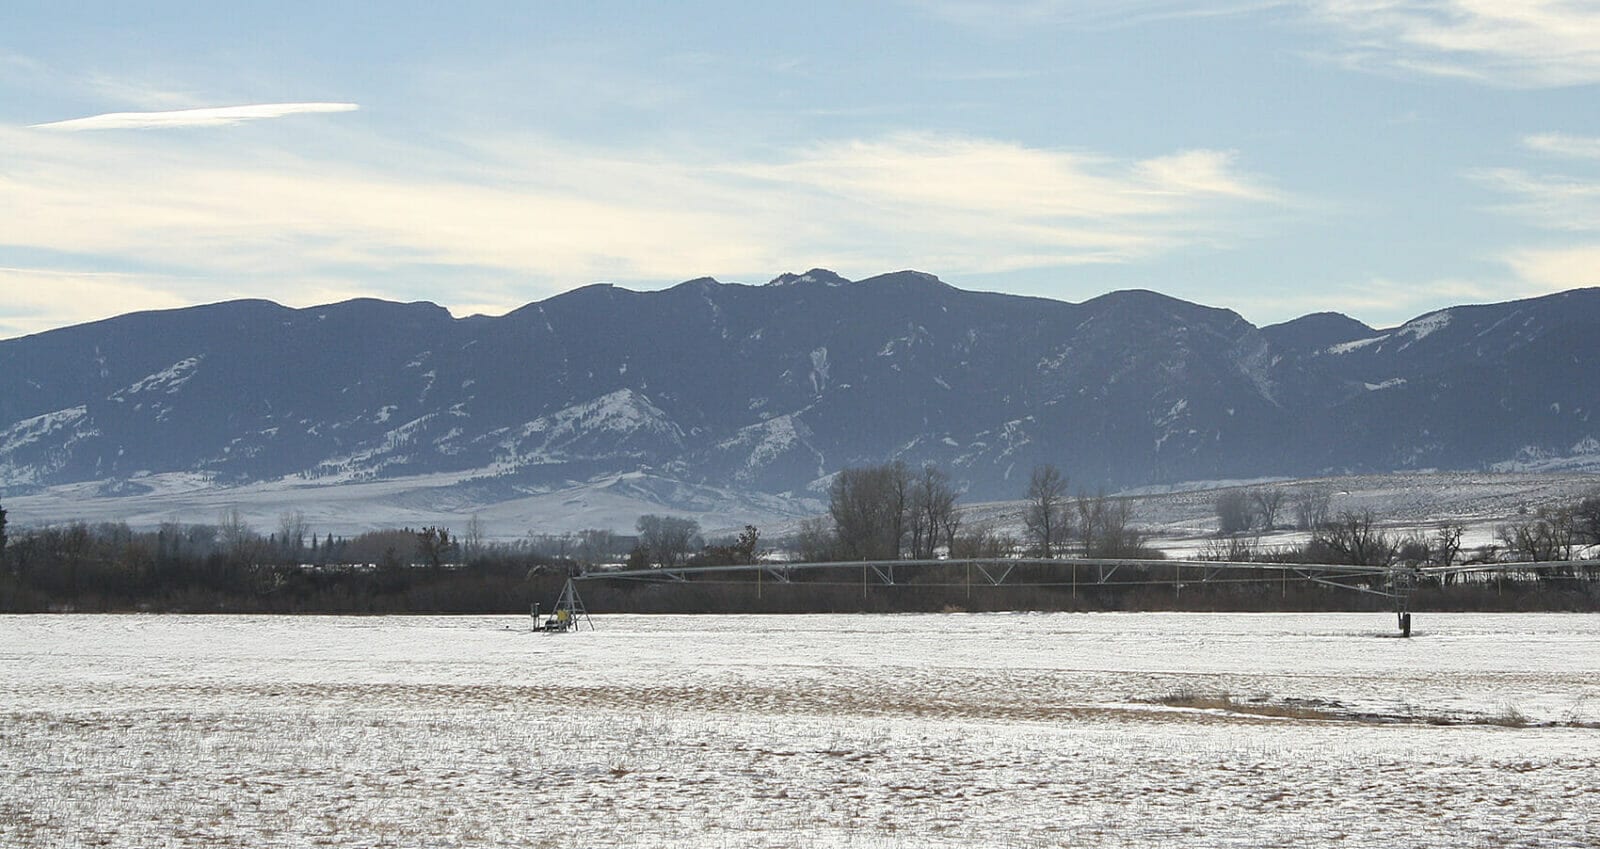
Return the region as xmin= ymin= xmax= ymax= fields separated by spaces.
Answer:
xmin=0 ymin=498 xmax=770 ymax=613
xmin=1206 ymin=486 xmax=1600 ymax=578
xmin=0 ymin=507 xmax=565 ymax=613
xmin=785 ymin=461 xmax=1161 ymax=562
xmin=4 ymin=475 xmax=1598 ymax=613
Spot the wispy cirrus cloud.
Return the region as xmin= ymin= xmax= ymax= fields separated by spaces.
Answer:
xmin=1233 ymin=276 xmax=1532 ymax=327
xmin=0 ymin=125 xmax=1283 ymax=335
xmin=719 ymin=135 xmax=1280 ymax=272
xmin=1307 ymin=0 xmax=1600 ymax=87
xmin=911 ymin=0 xmax=1283 ymax=32
xmin=1523 ymin=132 xmax=1600 ymax=159
xmin=31 ymin=102 xmax=359 ymax=131
xmin=915 ymin=1 xmax=1600 ymax=88
xmin=1473 ymin=166 xmax=1600 ymax=232
xmin=1503 ymin=245 xmax=1600 ymax=288
xmin=0 ymin=266 xmax=377 ymax=340
xmin=1469 ymin=132 xmax=1600 ymax=294
xmin=0 ymin=267 xmax=193 ymax=339
xmin=1471 ymin=133 xmax=1600 ymax=233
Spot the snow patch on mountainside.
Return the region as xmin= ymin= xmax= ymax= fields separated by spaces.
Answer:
xmin=957 ymin=418 xmax=1033 ymax=468
xmin=310 ymin=414 xmax=441 ymax=481
xmin=491 ymin=389 xmax=685 ymax=469
xmin=1489 ymin=438 xmax=1600 ymax=473
xmin=1154 ymin=398 xmax=1192 ymax=451
xmin=543 ymin=389 xmax=675 ymax=436
xmin=1325 ymin=335 xmax=1383 ymax=355
xmin=714 ymin=414 xmax=826 ymax=483
xmin=115 ymin=357 xmax=201 ymax=398
xmin=0 ymin=406 xmax=91 ymax=453
xmin=1323 ymin=311 xmax=1450 ymax=357
xmin=1397 ymin=310 xmax=1451 ymax=345
xmin=0 ymin=406 xmax=96 ymax=484
xmin=1233 ymin=339 xmax=1279 ymax=405
xmin=809 ymin=348 xmax=830 ymax=394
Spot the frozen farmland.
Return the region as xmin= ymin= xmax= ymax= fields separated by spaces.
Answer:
xmin=2 ymin=613 xmax=1597 ymax=847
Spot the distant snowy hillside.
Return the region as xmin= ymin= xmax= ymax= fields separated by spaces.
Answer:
xmin=4 ymin=274 xmax=1600 ymax=529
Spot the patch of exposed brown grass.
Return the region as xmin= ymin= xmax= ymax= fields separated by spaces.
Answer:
xmin=1148 ymin=690 xmax=1348 ymax=721
xmin=1145 ymin=689 xmax=1600 ymax=729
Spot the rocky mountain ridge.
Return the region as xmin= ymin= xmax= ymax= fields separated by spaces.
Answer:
xmin=4 ymin=271 xmax=1599 ymax=523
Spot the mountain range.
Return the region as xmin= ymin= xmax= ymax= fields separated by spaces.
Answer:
xmin=3 ymin=270 xmax=1599 ymax=531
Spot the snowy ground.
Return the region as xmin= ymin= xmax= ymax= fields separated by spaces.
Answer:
xmin=957 ymin=471 xmax=1600 ymax=559
xmin=8 ymin=469 xmax=1596 ymax=549
xmin=3 ymin=613 xmax=1597 ymax=847
xmin=0 ymin=470 xmax=819 ymax=542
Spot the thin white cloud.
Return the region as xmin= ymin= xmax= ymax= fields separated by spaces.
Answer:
xmin=1472 ymin=135 xmax=1600 ymax=292
xmin=1232 ymin=276 xmax=1533 ymax=327
xmin=912 ymin=0 xmax=1283 ymax=32
xmin=718 ymin=134 xmax=1279 ymax=272
xmin=0 ymin=268 xmax=190 ymax=339
xmin=1307 ymin=0 xmax=1600 ymax=87
xmin=1482 ymin=163 xmax=1600 ymax=291
xmin=0 ymin=126 xmax=1283 ymax=328
xmin=1503 ymin=245 xmax=1600 ymax=288
xmin=915 ymin=1 xmax=1600 ymax=88
xmin=1473 ymin=167 xmax=1600 ymax=232
xmin=1524 ymin=132 xmax=1600 ymax=159
xmin=0 ymin=266 xmax=387 ymax=340
xmin=31 ymin=102 xmax=359 ymax=131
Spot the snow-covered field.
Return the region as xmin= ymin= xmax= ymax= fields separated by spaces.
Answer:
xmin=959 ymin=471 xmax=1600 ymax=559
xmin=0 ymin=469 xmax=820 ymax=542
xmin=9 ymin=469 xmax=1596 ymax=549
xmin=3 ymin=613 xmax=1597 ymax=848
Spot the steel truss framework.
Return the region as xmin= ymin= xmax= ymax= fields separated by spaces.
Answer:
xmin=574 ymin=558 xmax=1591 ymax=636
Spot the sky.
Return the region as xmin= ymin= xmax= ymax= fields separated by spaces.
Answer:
xmin=3 ymin=1 xmax=1600 ymax=339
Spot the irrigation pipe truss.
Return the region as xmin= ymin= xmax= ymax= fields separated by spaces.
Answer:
xmin=556 ymin=557 xmax=1589 ymax=636
xmin=574 ymin=557 xmax=1583 ymax=589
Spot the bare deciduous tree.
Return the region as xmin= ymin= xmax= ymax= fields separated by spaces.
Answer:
xmin=1082 ymin=493 xmax=1146 ymax=558
xmin=415 ymin=526 xmax=456 ymax=569
xmin=1023 ymin=464 xmax=1070 ymax=558
xmin=636 ymin=514 xmax=702 ymax=568
xmin=908 ymin=464 xmax=960 ymax=559
xmin=696 ymin=525 xmax=763 ymax=566
xmin=218 ymin=507 xmax=257 ymax=562
xmin=277 ymin=511 xmax=309 ymax=562
xmin=463 ymin=514 xmax=486 ymax=560
xmin=1197 ymin=535 xmax=1259 ymax=562
xmin=938 ymin=505 xmax=963 ymax=558
xmin=1571 ymin=493 xmax=1600 ymax=545
xmin=1293 ymin=487 xmax=1333 ymax=531
xmin=1309 ymin=510 xmax=1394 ymax=567
xmin=1432 ymin=522 xmax=1465 ymax=585
xmin=1214 ymin=490 xmax=1253 ymax=536
xmin=950 ymin=521 xmax=1015 ymax=559
xmin=1432 ymin=523 xmax=1464 ymax=567
xmin=792 ymin=516 xmax=836 ymax=562
xmin=576 ymin=528 xmax=618 ymax=566
xmin=1251 ymin=488 xmax=1286 ymax=530
xmin=829 ymin=462 xmax=911 ymax=560
xmin=1497 ymin=508 xmax=1575 ymax=563
xmin=527 ymin=532 xmax=575 ymax=559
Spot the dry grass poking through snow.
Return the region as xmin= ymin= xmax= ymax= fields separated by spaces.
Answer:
xmin=1148 ymin=688 xmax=1600 ymax=729
xmin=2 ymin=612 xmax=1597 ymax=848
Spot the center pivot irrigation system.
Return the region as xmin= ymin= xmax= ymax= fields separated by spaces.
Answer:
xmin=535 ymin=557 xmax=1574 ymax=636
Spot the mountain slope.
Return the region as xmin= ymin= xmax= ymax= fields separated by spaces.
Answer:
xmin=4 ymin=275 xmax=1599 ymax=518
